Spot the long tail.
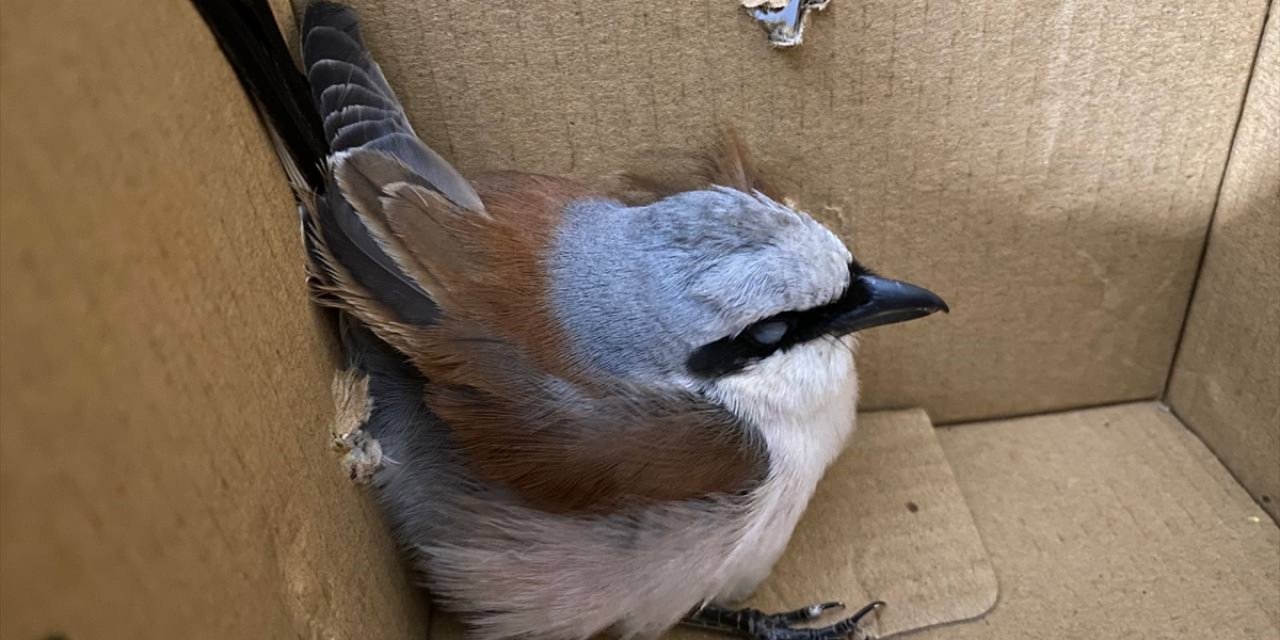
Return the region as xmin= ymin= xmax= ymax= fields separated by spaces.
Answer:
xmin=298 ymin=2 xmax=481 ymax=208
xmin=192 ymin=0 xmax=463 ymax=328
xmin=191 ymin=0 xmax=328 ymax=191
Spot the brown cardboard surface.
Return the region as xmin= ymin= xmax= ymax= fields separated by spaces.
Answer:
xmin=428 ymin=410 xmax=997 ymax=639
xmin=1168 ymin=6 xmax=1280 ymax=523
xmin=0 ymin=1 xmax=428 ymax=638
xmin=313 ymin=0 xmax=1270 ymax=423
xmin=911 ymin=404 xmax=1280 ymax=639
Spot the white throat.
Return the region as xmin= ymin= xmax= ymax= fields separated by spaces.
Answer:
xmin=704 ymin=336 xmax=860 ymax=601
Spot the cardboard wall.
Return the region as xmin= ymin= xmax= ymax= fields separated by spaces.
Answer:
xmin=1169 ymin=5 xmax=1280 ymax=523
xmin=316 ymin=0 xmax=1271 ymax=423
xmin=0 ymin=1 xmax=428 ymax=638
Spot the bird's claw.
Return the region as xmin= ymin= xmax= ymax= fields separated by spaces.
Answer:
xmin=683 ymin=600 xmax=884 ymax=640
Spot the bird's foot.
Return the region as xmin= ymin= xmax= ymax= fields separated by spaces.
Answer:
xmin=681 ymin=600 xmax=884 ymax=640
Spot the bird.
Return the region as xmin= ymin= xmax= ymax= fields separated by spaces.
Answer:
xmin=192 ymin=2 xmax=949 ymax=639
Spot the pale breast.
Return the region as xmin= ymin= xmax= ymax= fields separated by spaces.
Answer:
xmin=703 ymin=337 xmax=860 ymax=601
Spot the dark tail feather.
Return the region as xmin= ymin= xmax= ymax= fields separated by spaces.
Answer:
xmin=300 ymin=2 xmax=484 ymax=210
xmin=301 ymin=2 xmax=415 ymax=155
xmin=337 ymin=313 xmax=421 ymax=381
xmin=191 ymin=0 xmax=329 ymax=190
xmin=196 ymin=0 xmax=447 ymax=328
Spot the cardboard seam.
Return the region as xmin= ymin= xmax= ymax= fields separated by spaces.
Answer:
xmin=1158 ymin=0 xmax=1280 ymax=525
xmin=1161 ymin=0 xmax=1277 ymax=402
xmin=1166 ymin=401 xmax=1280 ymax=526
xmin=930 ymin=396 xmax=1161 ymax=428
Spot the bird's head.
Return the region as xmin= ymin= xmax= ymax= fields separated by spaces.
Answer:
xmin=548 ymin=186 xmax=948 ymax=405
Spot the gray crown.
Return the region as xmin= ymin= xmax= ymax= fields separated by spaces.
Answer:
xmin=549 ymin=187 xmax=852 ymax=383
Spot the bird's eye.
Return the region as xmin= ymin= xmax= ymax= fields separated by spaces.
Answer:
xmin=747 ymin=320 xmax=788 ymax=345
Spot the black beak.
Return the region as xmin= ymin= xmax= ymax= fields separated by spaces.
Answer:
xmin=828 ymin=275 xmax=949 ymax=335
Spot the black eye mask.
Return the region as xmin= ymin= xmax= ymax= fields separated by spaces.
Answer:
xmin=687 ymin=260 xmax=947 ymax=379
xmin=687 ymin=262 xmax=873 ymax=378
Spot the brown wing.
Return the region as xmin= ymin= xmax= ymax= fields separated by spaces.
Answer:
xmin=313 ymin=165 xmax=766 ymax=512
xmin=418 ymin=320 xmax=767 ymax=513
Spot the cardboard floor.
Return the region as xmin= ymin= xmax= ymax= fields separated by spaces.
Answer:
xmin=914 ymin=403 xmax=1280 ymax=639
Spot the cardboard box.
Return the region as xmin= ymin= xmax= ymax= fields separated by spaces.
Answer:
xmin=1 ymin=1 xmax=1275 ymax=638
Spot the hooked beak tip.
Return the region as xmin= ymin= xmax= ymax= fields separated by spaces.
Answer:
xmin=831 ymin=275 xmax=949 ymax=335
